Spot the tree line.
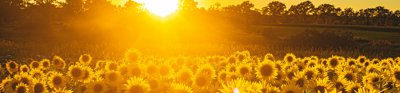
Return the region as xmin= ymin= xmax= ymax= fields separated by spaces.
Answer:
xmin=0 ymin=0 xmax=399 ymax=30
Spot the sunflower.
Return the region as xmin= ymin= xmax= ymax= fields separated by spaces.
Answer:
xmin=226 ymin=56 xmax=237 ymax=64
xmin=357 ymin=56 xmax=368 ymax=64
xmin=29 ymin=69 xmax=44 ymax=78
xmin=391 ymin=65 xmax=400 ymax=83
xmin=53 ymin=88 xmax=73 ymax=93
xmin=104 ymin=71 xmax=122 ymax=86
xmin=68 ymin=65 xmax=84 ymax=80
xmin=40 ymin=59 xmax=51 ymax=70
xmin=169 ymin=83 xmax=193 ymax=93
xmin=327 ymin=69 xmax=338 ymax=81
xmin=192 ymin=73 xmax=212 ymax=88
xmin=365 ymin=64 xmax=381 ymax=74
xmin=20 ymin=65 xmax=30 ymax=73
xmin=328 ymin=57 xmax=341 ymax=68
xmin=334 ymin=77 xmax=348 ymax=93
xmin=86 ymin=81 xmax=108 ymax=93
xmin=226 ymin=64 xmax=237 ymax=72
xmin=124 ymin=77 xmax=150 ymax=93
xmin=176 ymin=67 xmax=193 ymax=84
xmin=195 ymin=64 xmax=216 ymax=79
xmin=307 ymin=60 xmax=318 ymax=68
xmin=30 ymin=61 xmax=40 ymax=70
xmin=159 ymin=63 xmax=174 ymax=78
xmin=256 ymin=60 xmax=277 ymax=81
xmin=14 ymin=73 xmax=33 ymax=85
xmin=127 ymin=63 xmax=142 ymax=77
xmin=262 ymin=84 xmax=280 ymax=93
xmin=16 ymin=83 xmax=29 ymax=93
xmin=79 ymin=54 xmax=93 ymax=65
xmin=3 ymin=78 xmax=20 ymax=93
xmin=284 ymin=53 xmax=297 ymax=63
xmin=345 ymin=82 xmax=361 ymax=93
xmin=117 ymin=64 xmax=129 ymax=76
xmin=105 ymin=61 xmax=119 ymax=71
xmin=309 ymin=78 xmax=333 ymax=93
xmin=264 ymin=53 xmax=275 ymax=61
xmin=281 ymin=82 xmax=303 ymax=93
xmin=52 ymin=56 xmax=66 ymax=70
xmin=125 ymin=49 xmax=141 ymax=63
xmin=302 ymin=67 xmax=318 ymax=80
xmin=146 ymin=63 xmax=158 ymax=75
xmin=371 ymin=58 xmax=380 ymax=65
xmin=339 ymin=70 xmax=357 ymax=82
xmin=31 ymin=79 xmax=48 ymax=93
xmin=236 ymin=63 xmax=252 ymax=78
xmin=80 ymin=66 xmax=94 ymax=83
xmin=6 ymin=60 xmax=19 ymax=74
xmin=219 ymin=78 xmax=261 ymax=93
xmin=346 ymin=58 xmax=357 ymax=67
xmin=292 ymin=72 xmax=307 ymax=88
xmin=95 ymin=60 xmax=106 ymax=70
xmin=48 ymin=72 xmax=66 ymax=89
xmin=217 ymin=71 xmax=229 ymax=83
xmin=362 ymin=72 xmax=383 ymax=90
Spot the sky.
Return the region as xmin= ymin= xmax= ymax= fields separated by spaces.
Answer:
xmin=196 ymin=0 xmax=400 ymax=10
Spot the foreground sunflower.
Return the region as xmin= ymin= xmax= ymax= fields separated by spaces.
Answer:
xmin=48 ymin=72 xmax=66 ymax=89
xmin=124 ymin=77 xmax=150 ymax=93
xmin=79 ymin=54 xmax=93 ymax=65
xmin=6 ymin=60 xmax=19 ymax=74
xmin=31 ymin=79 xmax=48 ymax=93
xmin=52 ymin=56 xmax=66 ymax=70
xmin=68 ymin=65 xmax=84 ymax=80
xmin=256 ymin=60 xmax=277 ymax=81
xmin=86 ymin=81 xmax=108 ymax=93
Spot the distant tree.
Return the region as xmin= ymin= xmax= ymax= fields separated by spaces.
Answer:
xmin=374 ymin=6 xmax=390 ymax=25
xmin=340 ymin=8 xmax=355 ymax=24
xmin=262 ymin=1 xmax=286 ymax=16
xmin=391 ymin=10 xmax=400 ymax=26
xmin=314 ymin=4 xmax=341 ymax=24
xmin=179 ymin=0 xmax=198 ymax=12
xmin=295 ymin=1 xmax=315 ymax=15
xmin=64 ymin=0 xmax=84 ymax=14
xmin=124 ymin=0 xmax=143 ymax=14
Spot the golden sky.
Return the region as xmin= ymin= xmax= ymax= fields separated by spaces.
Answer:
xmin=197 ymin=0 xmax=400 ymax=10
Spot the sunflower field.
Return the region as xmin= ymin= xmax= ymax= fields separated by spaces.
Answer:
xmin=1 ymin=50 xmax=400 ymax=93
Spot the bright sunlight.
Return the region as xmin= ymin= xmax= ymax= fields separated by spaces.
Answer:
xmin=135 ymin=0 xmax=179 ymax=17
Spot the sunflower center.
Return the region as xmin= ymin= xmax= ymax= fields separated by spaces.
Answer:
xmin=17 ymin=86 xmax=27 ymax=93
xmin=195 ymin=76 xmax=208 ymax=87
xmin=131 ymin=66 xmax=142 ymax=76
xmin=34 ymin=83 xmax=45 ymax=93
xmin=52 ymin=76 xmax=63 ymax=86
xmin=129 ymin=85 xmax=144 ymax=93
xmin=32 ymin=62 xmax=39 ymax=68
xmin=43 ymin=62 xmax=49 ymax=67
xmin=296 ymin=78 xmax=305 ymax=87
xmin=71 ymin=68 xmax=83 ymax=79
xmin=260 ymin=64 xmax=273 ymax=77
xmin=329 ymin=59 xmax=339 ymax=67
xmin=394 ymin=71 xmax=400 ymax=80
xmin=10 ymin=63 xmax=16 ymax=68
xmin=21 ymin=77 xmax=30 ymax=84
xmin=314 ymin=86 xmax=326 ymax=93
xmin=305 ymin=71 xmax=314 ymax=80
xmin=344 ymin=73 xmax=354 ymax=81
xmin=94 ymin=84 xmax=104 ymax=92
xmin=239 ymin=67 xmax=249 ymax=75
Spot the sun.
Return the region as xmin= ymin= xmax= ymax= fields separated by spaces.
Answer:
xmin=135 ymin=0 xmax=179 ymax=17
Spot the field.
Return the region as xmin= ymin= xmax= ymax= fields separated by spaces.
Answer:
xmin=1 ymin=25 xmax=400 ymax=93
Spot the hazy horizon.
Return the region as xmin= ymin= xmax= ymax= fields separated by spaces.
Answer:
xmin=196 ymin=0 xmax=400 ymax=10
